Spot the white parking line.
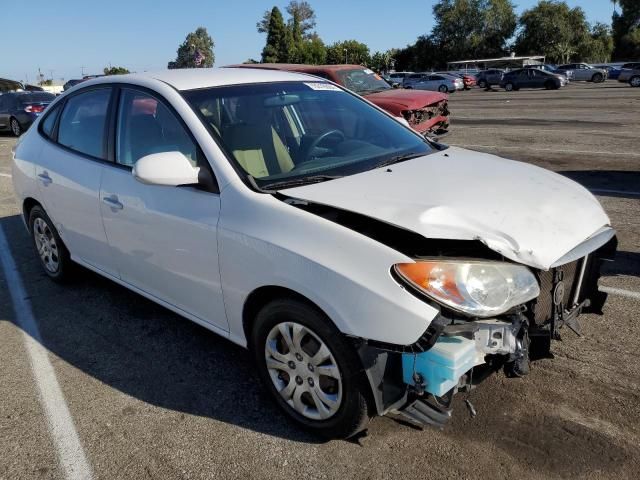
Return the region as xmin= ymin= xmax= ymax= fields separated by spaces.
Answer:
xmin=449 ymin=143 xmax=640 ymax=157
xmin=0 ymin=172 xmax=11 ymax=178
xmin=600 ymin=286 xmax=640 ymax=301
xmin=0 ymin=225 xmax=93 ymax=480
xmin=454 ymin=125 xmax=637 ymax=136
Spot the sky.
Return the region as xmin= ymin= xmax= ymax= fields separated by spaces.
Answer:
xmin=2 ymin=0 xmax=615 ymax=84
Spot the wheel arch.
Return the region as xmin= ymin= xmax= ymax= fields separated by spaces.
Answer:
xmin=22 ymin=197 xmax=42 ymax=230
xmin=242 ymin=285 xmax=339 ymax=349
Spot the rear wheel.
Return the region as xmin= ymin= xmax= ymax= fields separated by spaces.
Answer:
xmin=29 ymin=206 xmax=73 ymax=282
xmin=630 ymin=76 xmax=640 ymax=87
xmin=10 ymin=117 xmax=21 ymax=136
xmin=251 ymin=298 xmax=371 ymax=439
xmin=592 ymin=72 xmax=603 ymax=83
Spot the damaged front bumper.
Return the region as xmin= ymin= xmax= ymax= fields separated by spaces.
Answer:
xmin=355 ymin=237 xmax=617 ymax=430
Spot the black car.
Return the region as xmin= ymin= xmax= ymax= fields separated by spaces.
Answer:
xmin=500 ymin=68 xmax=564 ymax=91
xmin=63 ymin=79 xmax=87 ymax=91
xmin=0 ymin=91 xmax=56 ymax=136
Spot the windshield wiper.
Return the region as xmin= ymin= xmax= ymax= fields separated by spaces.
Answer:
xmin=263 ymin=175 xmax=342 ymax=191
xmin=372 ymin=152 xmax=426 ymax=170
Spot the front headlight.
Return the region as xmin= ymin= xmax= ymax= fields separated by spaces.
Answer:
xmin=394 ymin=260 xmax=540 ymax=317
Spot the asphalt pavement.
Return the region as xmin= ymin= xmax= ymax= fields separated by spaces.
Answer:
xmin=0 ymin=81 xmax=639 ymax=479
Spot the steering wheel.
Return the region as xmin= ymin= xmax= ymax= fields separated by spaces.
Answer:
xmin=303 ymin=129 xmax=345 ymax=162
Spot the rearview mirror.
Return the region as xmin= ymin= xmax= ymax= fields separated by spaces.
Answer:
xmin=132 ymin=151 xmax=200 ymax=187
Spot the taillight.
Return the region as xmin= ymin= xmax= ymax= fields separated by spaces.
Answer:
xmin=24 ymin=104 xmax=45 ymax=113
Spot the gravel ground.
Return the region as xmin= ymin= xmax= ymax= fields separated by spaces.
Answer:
xmin=0 ymin=81 xmax=639 ymax=479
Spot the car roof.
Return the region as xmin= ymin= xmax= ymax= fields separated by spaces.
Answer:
xmin=228 ymin=63 xmax=368 ymax=74
xmin=80 ymin=67 xmax=320 ymax=91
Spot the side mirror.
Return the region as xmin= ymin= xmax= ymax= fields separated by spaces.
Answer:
xmin=132 ymin=151 xmax=200 ymax=187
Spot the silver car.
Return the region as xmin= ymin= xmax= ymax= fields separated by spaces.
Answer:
xmin=618 ymin=63 xmax=640 ymax=86
xmin=556 ymin=63 xmax=607 ymax=82
xmin=404 ymin=73 xmax=462 ymax=93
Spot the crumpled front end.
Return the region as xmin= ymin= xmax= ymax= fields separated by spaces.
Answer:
xmin=402 ymin=99 xmax=450 ymax=135
xmin=356 ymin=236 xmax=617 ymax=429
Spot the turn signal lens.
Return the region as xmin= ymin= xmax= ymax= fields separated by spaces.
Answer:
xmin=394 ymin=260 xmax=540 ymax=317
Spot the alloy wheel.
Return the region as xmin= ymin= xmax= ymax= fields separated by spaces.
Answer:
xmin=33 ymin=217 xmax=60 ymax=273
xmin=264 ymin=321 xmax=342 ymax=421
xmin=630 ymin=76 xmax=640 ymax=87
xmin=10 ymin=118 xmax=21 ymax=136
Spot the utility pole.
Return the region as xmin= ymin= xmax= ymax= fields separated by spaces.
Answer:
xmin=344 ymin=49 xmax=348 ymax=64
xmin=81 ymin=66 xmax=86 ymax=77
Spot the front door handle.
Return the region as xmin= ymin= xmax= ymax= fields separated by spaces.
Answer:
xmin=37 ymin=172 xmax=52 ymax=186
xmin=102 ymin=195 xmax=123 ymax=210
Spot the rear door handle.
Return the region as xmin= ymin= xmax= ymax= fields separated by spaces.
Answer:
xmin=37 ymin=172 xmax=52 ymax=185
xmin=102 ymin=195 xmax=124 ymax=210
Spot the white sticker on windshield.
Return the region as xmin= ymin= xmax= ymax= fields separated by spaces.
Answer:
xmin=363 ymin=68 xmax=374 ymax=74
xmin=304 ymin=82 xmax=342 ymax=91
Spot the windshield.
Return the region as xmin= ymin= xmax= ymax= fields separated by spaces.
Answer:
xmin=183 ymin=81 xmax=433 ymax=189
xmin=335 ymin=68 xmax=392 ymax=94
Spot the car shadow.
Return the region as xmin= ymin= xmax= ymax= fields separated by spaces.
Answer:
xmin=0 ymin=214 xmax=322 ymax=444
xmin=560 ymin=170 xmax=640 ymax=199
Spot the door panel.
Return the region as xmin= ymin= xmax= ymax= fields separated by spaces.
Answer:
xmin=100 ymin=167 xmax=227 ymax=329
xmin=34 ymin=87 xmax=116 ymax=275
xmin=100 ymin=87 xmax=227 ymax=330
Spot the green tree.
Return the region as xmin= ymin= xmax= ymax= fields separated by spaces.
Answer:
xmin=296 ymin=34 xmax=327 ymax=64
xmin=577 ymin=23 xmax=614 ymax=63
xmin=103 ymin=66 xmax=130 ymax=75
xmin=326 ymin=40 xmax=370 ymax=65
xmin=285 ymin=1 xmax=317 ymax=38
xmin=167 ymin=27 xmax=214 ymax=69
xmin=612 ymin=0 xmax=640 ymax=59
xmin=515 ymin=1 xmax=591 ymax=64
xmin=370 ymin=50 xmax=396 ymax=73
xmin=430 ymin=0 xmax=516 ymax=66
xmin=261 ymin=7 xmax=293 ymax=63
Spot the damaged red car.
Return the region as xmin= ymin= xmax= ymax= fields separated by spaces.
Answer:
xmin=228 ymin=64 xmax=450 ymax=136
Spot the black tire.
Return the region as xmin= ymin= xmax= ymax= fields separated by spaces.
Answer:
xmin=630 ymin=76 xmax=640 ymax=88
xmin=592 ymin=72 xmax=603 ymax=83
xmin=28 ymin=205 xmax=74 ymax=282
xmin=251 ymin=298 xmax=371 ymax=439
xmin=10 ymin=117 xmax=22 ymax=137
xmin=438 ymin=84 xmax=448 ymax=93
xmin=544 ymin=80 xmax=555 ymax=90
xmin=478 ymin=79 xmax=487 ymax=89
xmin=504 ymin=82 xmax=515 ymax=92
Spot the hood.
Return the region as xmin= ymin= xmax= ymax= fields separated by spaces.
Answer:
xmin=366 ymin=89 xmax=447 ymax=111
xmin=281 ymin=147 xmax=613 ymax=270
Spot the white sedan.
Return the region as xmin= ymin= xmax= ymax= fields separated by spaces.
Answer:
xmin=11 ymin=68 xmax=616 ymax=438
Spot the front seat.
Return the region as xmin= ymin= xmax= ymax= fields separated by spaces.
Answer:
xmin=222 ymin=96 xmax=294 ymax=178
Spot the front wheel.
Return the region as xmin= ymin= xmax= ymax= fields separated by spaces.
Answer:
xmin=630 ymin=76 xmax=640 ymax=87
xmin=251 ymin=298 xmax=371 ymax=439
xmin=438 ymin=84 xmax=448 ymax=93
xmin=592 ymin=73 xmax=603 ymax=83
xmin=29 ymin=206 xmax=73 ymax=282
xmin=10 ymin=117 xmax=21 ymax=136
xmin=478 ymin=79 xmax=487 ymax=89
xmin=504 ymin=82 xmax=514 ymax=92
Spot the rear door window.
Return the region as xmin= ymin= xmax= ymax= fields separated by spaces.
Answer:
xmin=57 ymin=88 xmax=111 ymax=159
xmin=41 ymin=104 xmax=61 ymax=139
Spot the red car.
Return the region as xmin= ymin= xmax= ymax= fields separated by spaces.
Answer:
xmin=228 ymin=64 xmax=449 ymax=135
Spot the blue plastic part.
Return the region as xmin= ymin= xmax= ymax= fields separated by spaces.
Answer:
xmin=402 ymin=336 xmax=481 ymax=397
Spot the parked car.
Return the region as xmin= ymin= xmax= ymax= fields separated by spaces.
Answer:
xmin=556 ymin=63 xmax=607 ymax=82
xmin=524 ymin=64 xmax=572 ymax=82
xmin=404 ymin=73 xmax=463 ymax=93
xmin=12 ymin=69 xmax=616 ymax=439
xmin=593 ymin=65 xmax=621 ymax=80
xmin=618 ymin=66 xmax=640 ymax=87
xmin=0 ymin=91 xmax=55 ymax=136
xmin=386 ymin=71 xmax=413 ymax=87
xmin=229 ymin=64 xmax=449 ymax=134
xmin=435 ymin=72 xmax=476 ymax=89
xmin=63 ymin=79 xmax=87 ymax=91
xmin=475 ymin=69 xmax=505 ymax=88
xmin=500 ymin=68 xmax=566 ymax=91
